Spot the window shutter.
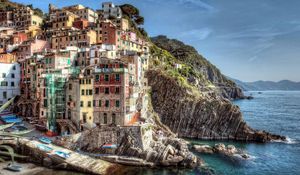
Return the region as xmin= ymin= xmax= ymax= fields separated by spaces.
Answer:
xmin=110 ymin=86 xmax=114 ymax=93
xmin=100 ymin=87 xmax=104 ymax=93
xmin=100 ymin=75 xmax=104 ymax=81
xmin=111 ymin=100 xmax=114 ymax=107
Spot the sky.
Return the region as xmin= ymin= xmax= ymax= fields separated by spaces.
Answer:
xmin=12 ymin=0 xmax=300 ymax=82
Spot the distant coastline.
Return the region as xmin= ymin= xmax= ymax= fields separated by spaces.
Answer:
xmin=232 ymin=79 xmax=300 ymax=91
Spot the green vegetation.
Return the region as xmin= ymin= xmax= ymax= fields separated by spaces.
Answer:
xmin=0 ymin=0 xmax=44 ymax=17
xmin=0 ymin=0 xmax=21 ymax=10
xmin=149 ymin=44 xmax=203 ymax=96
xmin=151 ymin=35 xmax=239 ymax=90
xmin=120 ymin=4 xmax=148 ymax=38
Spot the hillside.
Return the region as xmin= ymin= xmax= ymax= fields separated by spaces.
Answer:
xmin=151 ymin=35 xmax=245 ymax=100
xmin=146 ymin=36 xmax=284 ymax=142
xmin=234 ymin=79 xmax=300 ymax=91
xmin=0 ymin=0 xmax=43 ymax=17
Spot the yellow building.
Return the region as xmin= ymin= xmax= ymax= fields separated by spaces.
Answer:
xmin=13 ymin=7 xmax=43 ymax=30
xmin=113 ymin=18 xmax=129 ymax=31
xmin=79 ymin=68 xmax=94 ymax=129
xmin=51 ymin=10 xmax=78 ymax=29
xmin=63 ymin=4 xmax=98 ymax=23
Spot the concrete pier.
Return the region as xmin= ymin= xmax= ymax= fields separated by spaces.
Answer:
xmin=1 ymin=138 xmax=124 ymax=175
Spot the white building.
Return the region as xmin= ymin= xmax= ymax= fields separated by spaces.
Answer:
xmin=102 ymin=2 xmax=122 ymax=19
xmin=0 ymin=62 xmax=20 ymax=106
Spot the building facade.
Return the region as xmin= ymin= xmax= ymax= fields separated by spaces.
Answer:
xmin=0 ymin=60 xmax=20 ymax=106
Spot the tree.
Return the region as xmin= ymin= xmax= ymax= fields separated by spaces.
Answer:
xmin=33 ymin=8 xmax=44 ymax=17
xmin=120 ymin=4 xmax=139 ymax=17
xmin=138 ymin=27 xmax=148 ymax=37
xmin=135 ymin=16 xmax=144 ymax=25
xmin=26 ymin=4 xmax=33 ymax=9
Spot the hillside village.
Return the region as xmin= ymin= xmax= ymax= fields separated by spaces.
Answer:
xmin=0 ymin=1 xmax=150 ymax=136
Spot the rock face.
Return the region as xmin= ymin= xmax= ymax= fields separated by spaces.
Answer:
xmin=146 ymin=69 xmax=285 ymax=142
xmin=54 ymin=124 xmax=200 ymax=168
xmin=192 ymin=143 xmax=250 ymax=160
xmin=116 ymin=130 xmax=199 ymax=167
xmin=151 ymin=35 xmax=247 ymax=100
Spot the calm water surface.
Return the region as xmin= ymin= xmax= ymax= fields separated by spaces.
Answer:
xmin=38 ymin=91 xmax=300 ymax=175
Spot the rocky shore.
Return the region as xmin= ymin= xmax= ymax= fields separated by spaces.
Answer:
xmin=192 ymin=143 xmax=250 ymax=160
xmin=54 ymin=124 xmax=200 ymax=168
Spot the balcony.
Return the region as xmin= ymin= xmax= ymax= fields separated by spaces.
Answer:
xmin=94 ymin=68 xmax=127 ymax=73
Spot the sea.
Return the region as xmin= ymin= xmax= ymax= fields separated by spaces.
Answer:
xmin=37 ymin=91 xmax=300 ymax=175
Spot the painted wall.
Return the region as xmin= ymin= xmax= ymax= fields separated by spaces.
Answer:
xmin=0 ymin=62 xmax=20 ymax=106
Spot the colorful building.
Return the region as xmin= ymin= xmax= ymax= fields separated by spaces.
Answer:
xmin=16 ymin=39 xmax=50 ymax=60
xmin=0 ymin=58 xmax=20 ymax=106
xmin=102 ymin=2 xmax=122 ymax=19
xmin=51 ymin=28 xmax=96 ymax=50
xmin=13 ymin=7 xmax=43 ymax=30
xmin=63 ymin=5 xmax=98 ymax=23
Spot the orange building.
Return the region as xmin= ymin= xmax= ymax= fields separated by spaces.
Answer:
xmin=0 ymin=53 xmax=16 ymax=63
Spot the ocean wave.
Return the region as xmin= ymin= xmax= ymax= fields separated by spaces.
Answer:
xmin=271 ymin=137 xmax=297 ymax=144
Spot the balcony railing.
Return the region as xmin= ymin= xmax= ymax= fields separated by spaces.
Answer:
xmin=94 ymin=68 xmax=127 ymax=73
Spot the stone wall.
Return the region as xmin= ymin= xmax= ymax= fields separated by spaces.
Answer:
xmin=56 ymin=125 xmax=144 ymax=153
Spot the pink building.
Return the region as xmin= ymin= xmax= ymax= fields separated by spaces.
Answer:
xmin=17 ymin=39 xmax=50 ymax=61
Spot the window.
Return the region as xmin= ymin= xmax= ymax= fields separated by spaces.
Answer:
xmin=98 ymin=100 xmax=101 ymax=107
xmin=69 ymin=83 xmax=72 ymax=90
xmin=105 ymin=100 xmax=109 ymax=107
xmin=104 ymin=113 xmax=107 ymax=124
xmin=11 ymin=73 xmax=15 ymax=78
xmin=95 ymin=88 xmax=99 ymax=94
xmin=89 ymin=89 xmax=92 ymax=95
xmin=12 ymin=65 xmax=16 ymax=70
xmin=44 ymin=99 xmax=47 ymax=107
xmin=116 ymin=100 xmax=120 ymax=108
xmin=2 ymin=73 xmax=6 ymax=78
xmin=115 ymin=87 xmax=120 ymax=94
xmin=11 ymin=82 xmax=14 ymax=87
xmin=80 ymin=101 xmax=83 ymax=107
xmin=95 ymin=75 xmax=99 ymax=81
xmin=81 ymin=89 xmax=84 ymax=95
xmin=83 ymin=113 xmax=87 ymax=123
xmin=93 ymin=100 xmax=95 ymax=107
xmin=1 ymin=81 xmax=7 ymax=86
xmin=116 ymin=74 xmax=120 ymax=81
xmin=112 ymin=113 xmax=116 ymax=124
xmin=105 ymin=87 xmax=109 ymax=94
xmin=104 ymin=74 xmax=109 ymax=81
xmin=88 ymin=101 xmax=91 ymax=107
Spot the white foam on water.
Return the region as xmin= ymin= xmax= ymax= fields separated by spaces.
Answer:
xmin=271 ymin=137 xmax=297 ymax=144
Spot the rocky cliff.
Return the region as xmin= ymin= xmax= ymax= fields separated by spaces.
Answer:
xmin=151 ymin=35 xmax=245 ymax=100
xmin=147 ymin=36 xmax=285 ymax=142
xmin=146 ymin=69 xmax=284 ymax=142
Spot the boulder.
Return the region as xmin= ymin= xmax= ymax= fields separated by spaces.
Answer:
xmin=192 ymin=145 xmax=214 ymax=154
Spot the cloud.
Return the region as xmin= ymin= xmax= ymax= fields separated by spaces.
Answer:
xmin=248 ymin=56 xmax=258 ymax=62
xmin=144 ymin=0 xmax=216 ymax=12
xmin=178 ymin=0 xmax=216 ymax=12
xmin=180 ymin=28 xmax=212 ymax=40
